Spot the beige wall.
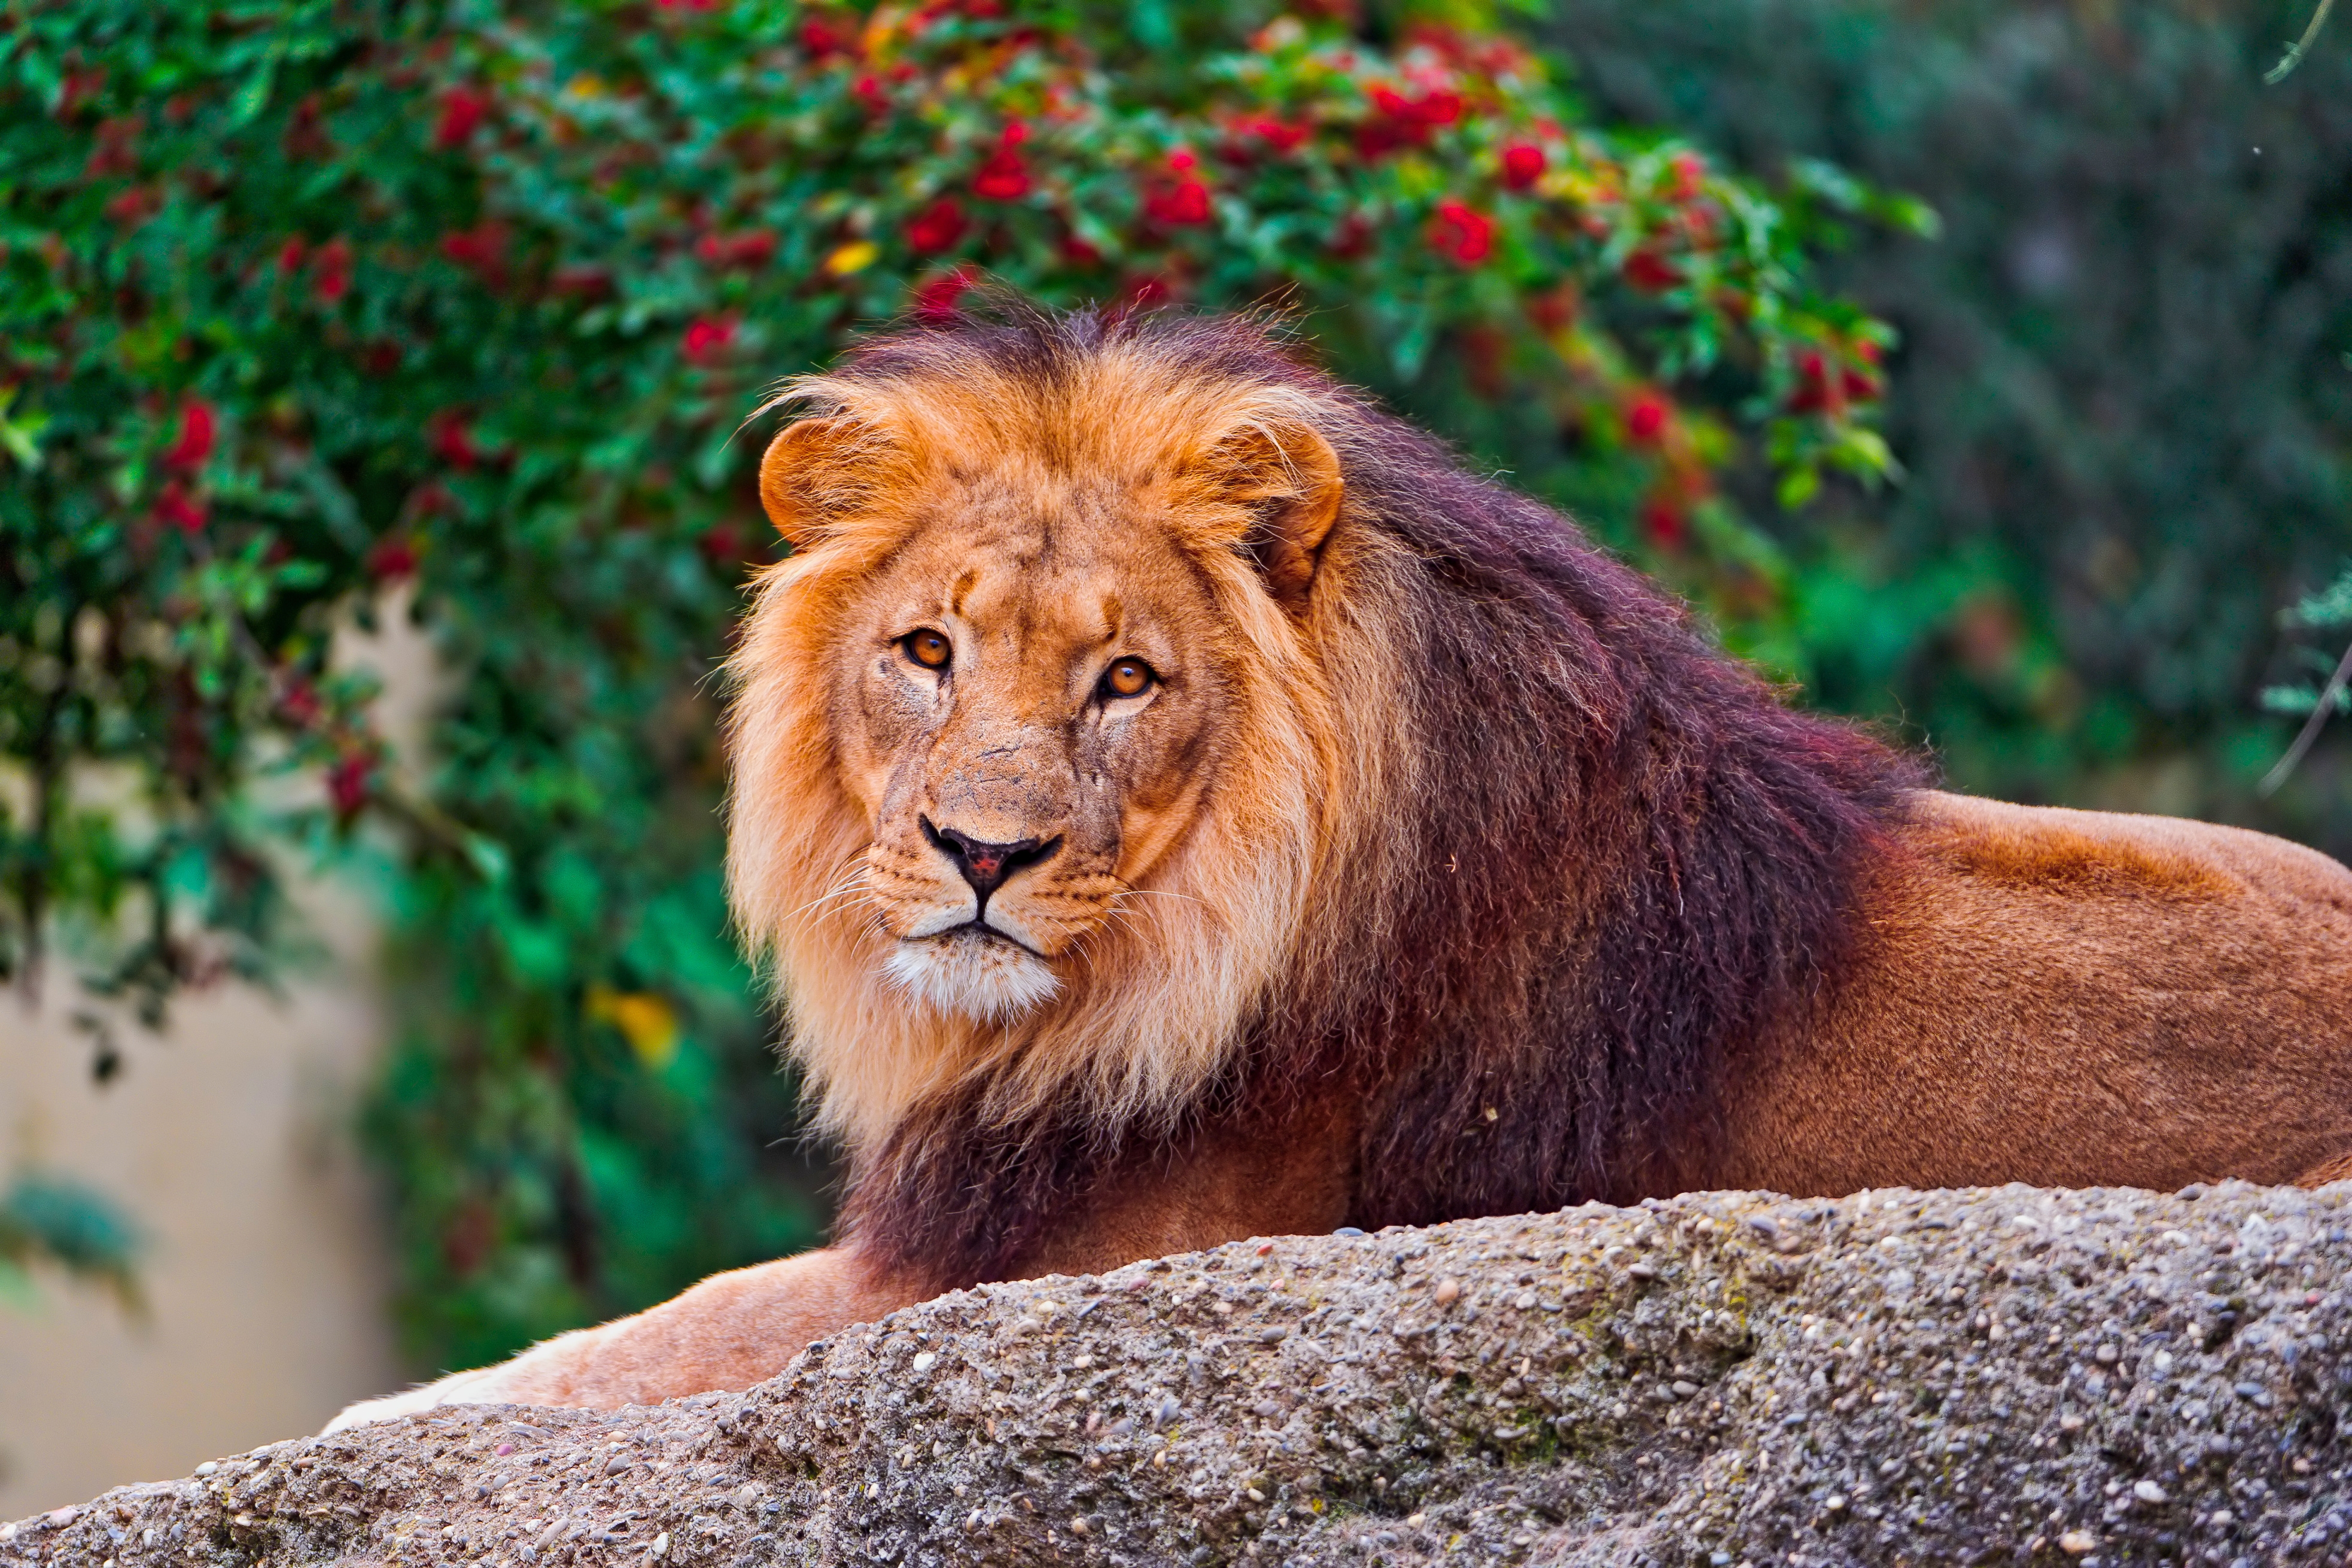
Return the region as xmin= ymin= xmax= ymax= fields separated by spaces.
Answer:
xmin=0 ymin=941 xmax=401 ymax=1514
xmin=0 ymin=599 xmax=434 ymax=1516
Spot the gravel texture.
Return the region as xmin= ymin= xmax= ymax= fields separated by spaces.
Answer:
xmin=11 ymin=1183 xmax=2351 ymax=1566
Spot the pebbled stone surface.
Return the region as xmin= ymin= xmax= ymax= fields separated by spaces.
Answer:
xmin=9 ymin=1183 xmax=2351 ymax=1566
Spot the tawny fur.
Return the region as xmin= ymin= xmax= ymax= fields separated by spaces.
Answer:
xmin=328 ymin=308 xmax=2352 ymax=1429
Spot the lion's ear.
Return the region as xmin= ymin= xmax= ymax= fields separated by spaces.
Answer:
xmin=759 ymin=415 xmax=891 ymax=549
xmin=1204 ymin=417 xmax=1345 ymax=608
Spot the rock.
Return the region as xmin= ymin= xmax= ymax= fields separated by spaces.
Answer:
xmin=13 ymin=1183 xmax=2352 ymax=1564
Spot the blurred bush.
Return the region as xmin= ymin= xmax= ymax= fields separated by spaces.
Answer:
xmin=2 ymin=0 xmax=1896 ymax=1369
xmin=0 ymin=1169 xmax=142 ymax=1311
xmin=1541 ymin=0 xmax=2352 ymax=850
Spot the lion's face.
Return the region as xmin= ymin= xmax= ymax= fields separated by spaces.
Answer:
xmin=828 ymin=475 xmax=1237 ymax=1021
xmin=727 ymin=333 xmax=1359 ymax=1144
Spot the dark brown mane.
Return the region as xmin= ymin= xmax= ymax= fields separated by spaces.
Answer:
xmin=826 ymin=306 xmax=1922 ymax=1293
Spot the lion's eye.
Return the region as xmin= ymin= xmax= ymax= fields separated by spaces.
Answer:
xmin=903 ymin=629 xmax=953 ymax=670
xmin=1100 ymin=657 xmax=1156 ymax=699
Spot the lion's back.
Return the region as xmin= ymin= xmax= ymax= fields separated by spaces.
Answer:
xmin=1713 ymin=790 xmax=2352 ymax=1196
xmin=1913 ymin=789 xmax=2352 ymax=915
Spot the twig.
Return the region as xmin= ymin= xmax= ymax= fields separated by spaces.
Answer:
xmin=2266 ymin=0 xmax=2338 ymax=83
xmin=2259 ymin=633 xmax=2352 ymax=795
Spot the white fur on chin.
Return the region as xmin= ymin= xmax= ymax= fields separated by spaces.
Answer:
xmin=884 ymin=929 xmax=1061 ymax=1022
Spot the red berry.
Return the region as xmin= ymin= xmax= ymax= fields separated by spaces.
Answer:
xmin=1640 ymin=495 xmax=1687 ymax=549
xmin=1788 ymin=349 xmax=1839 ymax=415
xmin=431 ymin=413 xmax=479 ymax=469
xmin=367 ymin=537 xmax=419 ymax=580
xmin=154 ymin=481 xmax=207 ymax=535
xmin=681 ymin=316 xmax=737 ymax=365
xmin=912 ymin=266 xmax=977 ymax=320
xmin=1500 ymin=142 xmax=1546 ymax=191
xmin=1144 ymin=175 xmax=1213 ymax=227
xmin=163 ymin=398 xmax=217 ymax=470
xmin=434 ymin=87 xmax=488 ymax=150
xmin=1426 ymin=199 xmax=1495 ymax=266
xmin=696 ymin=230 xmax=778 ymax=271
xmin=698 ymin=521 xmax=747 ymax=566
xmin=1525 ymin=286 xmax=1578 ymax=333
xmin=1414 ymin=90 xmax=1463 ymax=128
xmin=1621 ymin=247 xmax=1682 ymax=294
xmin=1121 ymin=275 xmax=1175 ymax=311
xmin=1359 ymin=83 xmax=1461 ymax=159
xmin=550 ymin=264 xmax=612 ymax=297
xmin=1668 ymin=151 xmax=1706 ymax=201
xmin=907 ymin=197 xmax=969 ymax=254
xmin=278 ymin=680 xmax=323 ymax=728
xmin=1624 ymin=390 xmax=1672 ymax=446
xmin=799 ymin=14 xmax=859 ymax=57
xmin=972 ymin=147 xmax=1030 ymax=202
xmin=104 ymin=186 xmax=157 ymax=226
xmin=327 ymin=755 xmax=372 ymax=818
xmin=312 ymin=237 xmax=353 ymax=303
xmin=439 ymin=223 xmax=507 ymax=284
xmin=1230 ymin=116 xmax=1310 ymax=157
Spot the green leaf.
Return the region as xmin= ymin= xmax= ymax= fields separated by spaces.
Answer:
xmin=229 ymin=46 xmax=284 ymax=129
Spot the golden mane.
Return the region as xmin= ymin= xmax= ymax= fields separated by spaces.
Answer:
xmin=725 ymin=322 xmax=1401 ymax=1156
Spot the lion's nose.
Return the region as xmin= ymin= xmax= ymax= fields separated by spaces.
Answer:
xmin=922 ymin=818 xmax=1060 ymax=911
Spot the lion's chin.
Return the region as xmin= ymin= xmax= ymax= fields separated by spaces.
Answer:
xmin=883 ymin=928 xmax=1061 ymax=1024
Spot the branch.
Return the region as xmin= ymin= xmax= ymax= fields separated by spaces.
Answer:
xmin=2266 ymin=0 xmax=2338 ymax=83
xmin=2259 ymin=631 xmax=2352 ymax=794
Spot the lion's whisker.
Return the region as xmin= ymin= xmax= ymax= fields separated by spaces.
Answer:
xmin=792 ymin=883 xmax=867 ymax=921
xmin=790 ymin=870 xmax=877 ymax=923
xmin=1113 ymin=886 xmax=1206 ymax=908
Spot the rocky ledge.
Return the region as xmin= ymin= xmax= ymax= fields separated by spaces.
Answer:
xmin=10 ymin=1183 xmax=2349 ymax=1567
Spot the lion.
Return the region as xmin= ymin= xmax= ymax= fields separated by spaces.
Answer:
xmin=327 ymin=306 xmax=2352 ymax=1429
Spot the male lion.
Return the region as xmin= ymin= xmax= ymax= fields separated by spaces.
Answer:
xmin=330 ymin=307 xmax=2352 ymax=1428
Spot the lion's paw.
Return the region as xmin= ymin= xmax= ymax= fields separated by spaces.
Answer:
xmin=321 ymin=1366 xmax=509 ymax=1434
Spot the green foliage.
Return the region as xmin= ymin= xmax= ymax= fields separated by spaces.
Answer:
xmin=0 ymin=1169 xmax=142 ymax=1310
xmin=1544 ymin=0 xmax=2352 ymax=847
xmin=2 ymin=0 xmax=1896 ymax=1369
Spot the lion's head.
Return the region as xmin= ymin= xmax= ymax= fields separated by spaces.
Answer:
xmin=727 ymin=313 xmax=1380 ymax=1152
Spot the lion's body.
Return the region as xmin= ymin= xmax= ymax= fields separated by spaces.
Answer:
xmin=1720 ymin=791 xmax=2352 ymax=1196
xmin=327 ymin=309 xmax=2352 ymax=1431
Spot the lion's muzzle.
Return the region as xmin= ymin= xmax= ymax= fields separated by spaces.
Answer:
xmin=871 ymin=811 xmax=1090 ymax=1022
xmin=921 ymin=817 xmax=1063 ymax=916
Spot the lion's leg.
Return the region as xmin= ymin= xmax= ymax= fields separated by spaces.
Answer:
xmin=1012 ymin=1103 xmax=1359 ymax=1280
xmin=2295 ymin=1150 xmax=2352 ymax=1189
xmin=322 ymin=1246 xmax=910 ymax=1432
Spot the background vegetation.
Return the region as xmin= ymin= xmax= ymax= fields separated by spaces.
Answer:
xmin=1545 ymin=0 xmax=2352 ymax=848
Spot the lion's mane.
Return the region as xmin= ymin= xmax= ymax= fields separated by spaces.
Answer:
xmin=728 ymin=308 xmax=1918 ymax=1294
